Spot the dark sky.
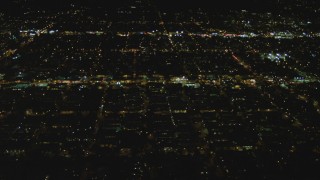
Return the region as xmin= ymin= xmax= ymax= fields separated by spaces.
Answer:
xmin=1 ymin=0 xmax=277 ymax=8
xmin=0 ymin=0 xmax=315 ymax=11
xmin=154 ymin=0 xmax=279 ymax=10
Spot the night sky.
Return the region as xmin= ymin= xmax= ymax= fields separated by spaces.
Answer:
xmin=0 ymin=0 xmax=285 ymax=11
